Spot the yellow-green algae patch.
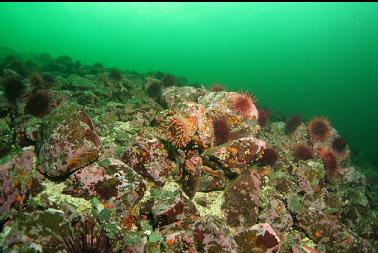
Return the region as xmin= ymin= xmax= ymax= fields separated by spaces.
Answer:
xmin=193 ymin=191 xmax=225 ymax=218
xmin=32 ymin=180 xmax=91 ymax=213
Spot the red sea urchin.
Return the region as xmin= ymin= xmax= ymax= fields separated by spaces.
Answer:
xmin=293 ymin=143 xmax=313 ymax=161
xmin=1 ymin=74 xmax=25 ymax=102
xmin=211 ymin=84 xmax=225 ymax=92
xmin=332 ymin=136 xmax=347 ymax=153
xmin=308 ymin=117 xmax=332 ymax=142
xmin=60 ymin=216 xmax=113 ymax=253
xmin=231 ymin=93 xmax=255 ymax=117
xmin=260 ymin=147 xmax=279 ymax=166
xmin=109 ymin=69 xmax=122 ymax=82
xmin=213 ymin=116 xmax=231 ymax=145
xmin=24 ymin=91 xmax=51 ymax=117
xmin=286 ymin=115 xmax=303 ymax=134
xmin=258 ymin=109 xmax=270 ymax=127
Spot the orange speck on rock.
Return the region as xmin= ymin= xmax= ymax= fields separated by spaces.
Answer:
xmin=314 ymin=230 xmax=321 ymax=238
xmin=317 ymin=148 xmax=326 ymax=158
xmin=123 ymin=214 xmax=136 ymax=231
xmin=102 ymin=200 xmax=110 ymax=208
xmin=167 ymin=239 xmax=175 ymax=247
xmin=227 ymin=146 xmax=238 ymax=155
xmin=314 ymin=185 xmax=322 ymax=193
xmin=175 ymin=220 xmax=183 ymax=227
xmin=16 ymin=195 xmax=23 ymax=202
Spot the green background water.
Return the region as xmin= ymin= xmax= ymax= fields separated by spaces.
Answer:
xmin=1 ymin=2 xmax=378 ymax=163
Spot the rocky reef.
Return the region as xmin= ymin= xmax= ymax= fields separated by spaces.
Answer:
xmin=0 ymin=49 xmax=377 ymax=253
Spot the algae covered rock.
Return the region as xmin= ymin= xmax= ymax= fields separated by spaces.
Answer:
xmin=63 ymin=159 xmax=146 ymax=215
xmin=158 ymin=102 xmax=215 ymax=149
xmin=122 ymin=136 xmax=174 ymax=186
xmin=222 ymin=169 xmax=261 ymax=227
xmin=296 ymin=208 xmax=373 ymax=252
xmin=160 ymin=86 xmax=207 ymax=108
xmin=202 ymin=136 xmax=265 ymax=178
xmin=38 ymin=102 xmax=101 ymax=177
xmin=199 ymin=166 xmax=228 ymax=192
xmin=0 ymin=118 xmax=13 ymax=156
xmin=234 ymin=223 xmax=280 ymax=253
xmin=0 ymin=147 xmax=42 ymax=220
xmin=191 ymin=215 xmax=238 ymax=253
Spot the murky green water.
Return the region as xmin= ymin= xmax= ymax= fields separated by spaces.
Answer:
xmin=1 ymin=2 xmax=378 ymax=163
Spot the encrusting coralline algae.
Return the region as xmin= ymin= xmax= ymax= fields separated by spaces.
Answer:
xmin=0 ymin=51 xmax=377 ymax=253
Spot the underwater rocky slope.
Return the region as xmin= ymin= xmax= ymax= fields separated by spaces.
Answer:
xmin=0 ymin=48 xmax=377 ymax=253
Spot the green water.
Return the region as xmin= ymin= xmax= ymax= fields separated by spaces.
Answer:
xmin=1 ymin=2 xmax=378 ymax=162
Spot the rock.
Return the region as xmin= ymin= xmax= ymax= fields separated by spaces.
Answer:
xmin=198 ymin=91 xmax=260 ymax=136
xmin=140 ymin=181 xmax=198 ymax=228
xmin=202 ymin=136 xmax=265 ymax=178
xmin=199 ymin=166 xmax=228 ymax=192
xmin=0 ymin=118 xmax=13 ymax=156
xmin=296 ymin=209 xmax=373 ymax=252
xmin=199 ymin=91 xmax=258 ymax=120
xmin=0 ymin=92 xmax=8 ymax=116
xmin=38 ymin=103 xmax=101 ymax=177
xmin=0 ymin=209 xmax=68 ymax=252
xmin=180 ymin=153 xmax=202 ymax=199
xmin=173 ymin=102 xmax=214 ymax=149
xmin=14 ymin=117 xmax=42 ymax=146
xmin=160 ymin=86 xmax=207 ymax=108
xmin=222 ymin=169 xmax=261 ymax=227
xmin=258 ymin=199 xmax=293 ymax=236
xmin=191 ymin=215 xmax=238 ymax=253
xmin=234 ymin=223 xmax=280 ymax=253
xmin=291 ymin=160 xmax=325 ymax=193
xmin=158 ymin=102 xmax=215 ymax=149
xmin=0 ymin=147 xmax=41 ymax=219
xmin=122 ymin=136 xmax=174 ymax=186
xmin=63 ymin=158 xmax=146 ymax=222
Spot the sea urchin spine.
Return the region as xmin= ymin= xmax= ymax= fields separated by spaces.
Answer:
xmin=258 ymin=109 xmax=270 ymax=127
xmin=260 ymin=147 xmax=279 ymax=166
xmin=211 ymin=83 xmax=225 ymax=92
xmin=213 ymin=116 xmax=231 ymax=145
xmin=322 ymin=151 xmax=338 ymax=177
xmin=286 ymin=115 xmax=303 ymax=134
xmin=293 ymin=143 xmax=313 ymax=161
xmin=332 ymin=136 xmax=347 ymax=153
